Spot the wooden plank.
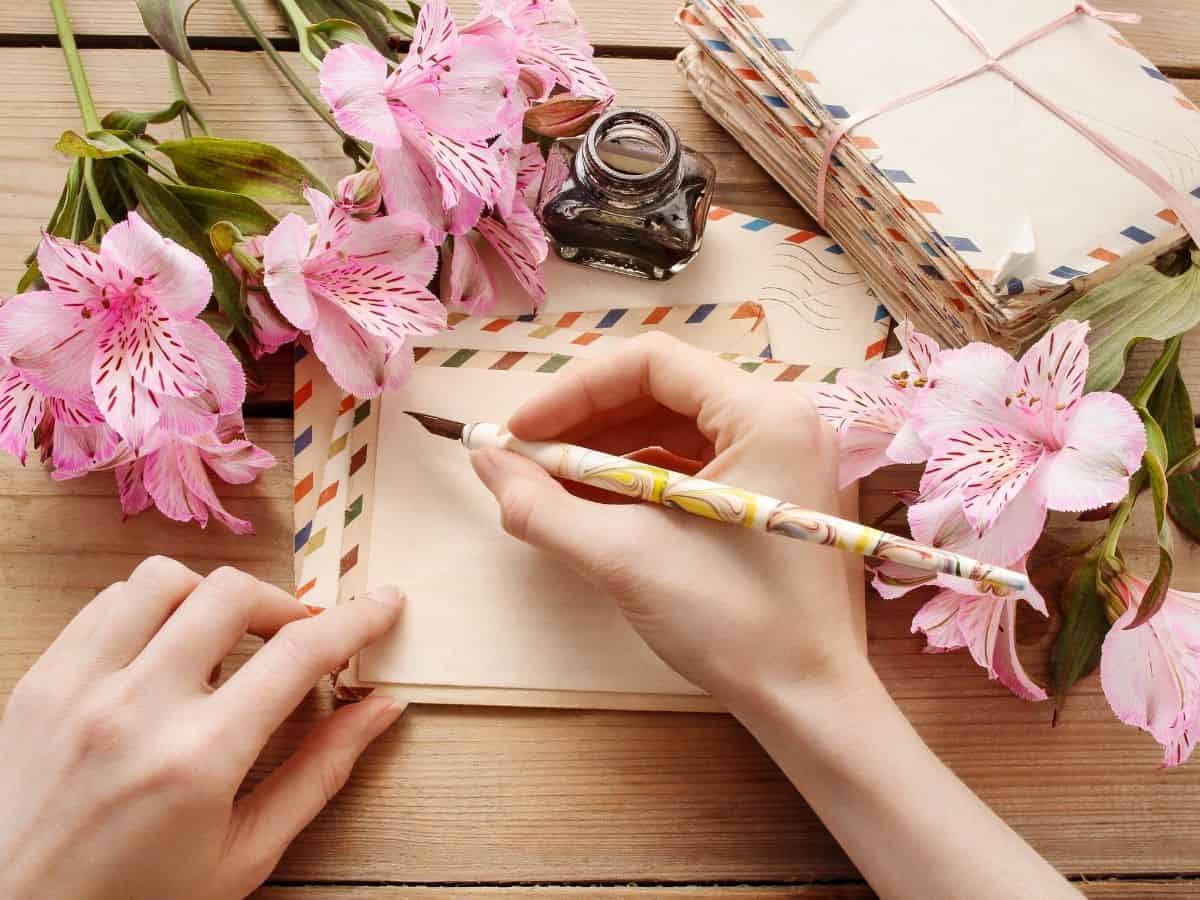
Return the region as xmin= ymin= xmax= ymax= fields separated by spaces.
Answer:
xmin=251 ymin=885 xmax=1200 ymax=899
xmin=2 ymin=427 xmax=1199 ymax=884
xmin=4 ymin=1 xmax=1199 ymax=74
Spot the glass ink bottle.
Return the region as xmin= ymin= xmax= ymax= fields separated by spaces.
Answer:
xmin=539 ymin=108 xmax=717 ymax=280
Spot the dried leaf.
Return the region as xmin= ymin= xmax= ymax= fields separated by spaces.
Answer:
xmin=55 ymin=130 xmax=133 ymax=159
xmin=1051 ymin=250 xmax=1200 ymax=392
xmin=157 ymin=137 xmax=330 ymax=203
xmin=134 ymin=0 xmax=209 ymax=91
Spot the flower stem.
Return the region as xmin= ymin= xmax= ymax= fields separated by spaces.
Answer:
xmin=82 ymin=158 xmax=113 ymax=230
xmin=48 ymin=0 xmax=102 ymax=133
xmin=167 ymin=57 xmax=211 ymax=138
xmin=275 ymin=0 xmax=331 ymax=68
xmin=228 ymin=0 xmax=369 ymax=165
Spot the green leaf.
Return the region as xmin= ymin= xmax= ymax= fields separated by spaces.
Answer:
xmin=295 ymin=0 xmax=400 ymax=55
xmin=1126 ymin=410 xmax=1175 ymax=629
xmin=101 ymin=101 xmax=189 ymax=136
xmin=118 ymin=159 xmax=251 ymax=340
xmin=308 ymin=17 xmax=372 ymax=47
xmin=55 ymin=130 xmax=134 ymax=159
xmin=156 ymin=137 xmax=330 ymax=203
xmin=1051 ymin=250 xmax=1200 ymax=392
xmin=164 ymin=184 xmax=278 ymax=235
xmin=1159 ymin=372 xmax=1200 ymax=540
xmin=1052 ymin=553 xmax=1112 ymax=708
xmin=134 ymin=0 xmax=209 ymax=91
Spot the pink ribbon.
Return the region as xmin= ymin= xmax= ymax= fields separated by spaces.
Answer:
xmin=814 ymin=2 xmax=1200 ymax=251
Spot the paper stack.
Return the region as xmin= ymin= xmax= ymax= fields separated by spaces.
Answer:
xmin=677 ymin=0 xmax=1200 ymax=349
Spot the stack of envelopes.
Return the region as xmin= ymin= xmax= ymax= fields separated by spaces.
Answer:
xmin=677 ymin=0 xmax=1200 ymax=349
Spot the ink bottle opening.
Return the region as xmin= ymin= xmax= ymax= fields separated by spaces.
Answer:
xmin=540 ymin=108 xmax=717 ymax=280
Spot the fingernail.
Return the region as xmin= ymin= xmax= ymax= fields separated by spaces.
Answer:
xmin=370 ymin=696 xmax=406 ymax=734
xmin=366 ymin=584 xmax=405 ymax=610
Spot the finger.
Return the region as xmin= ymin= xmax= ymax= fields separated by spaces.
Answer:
xmin=508 ymin=333 xmax=753 ymax=451
xmin=471 ymin=446 xmax=644 ymax=567
xmin=223 ymin=696 xmax=404 ymax=896
xmin=39 ymin=557 xmax=203 ymax=677
xmin=564 ymin=410 xmax=714 ymax=462
xmin=216 ymin=587 xmax=405 ymax=764
xmin=137 ymin=567 xmax=311 ymax=684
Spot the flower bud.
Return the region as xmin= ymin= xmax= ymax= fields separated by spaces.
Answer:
xmin=524 ymin=95 xmax=613 ymax=139
xmin=335 ymin=166 xmax=383 ymax=218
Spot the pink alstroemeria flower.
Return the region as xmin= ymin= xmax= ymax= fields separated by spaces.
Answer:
xmin=1101 ymin=574 xmax=1200 ymax=768
xmin=467 ymin=0 xmax=614 ymax=102
xmin=319 ymin=0 xmax=519 ymax=211
xmin=0 ymin=213 xmax=245 ymax=450
xmin=815 ymin=320 xmax=940 ymax=486
xmin=41 ymin=394 xmax=129 ymax=479
xmin=875 ymin=561 xmax=1048 ymax=702
xmin=116 ymin=413 xmax=275 ymax=535
xmin=908 ymin=320 xmax=1145 ymax=567
xmin=224 ymin=235 xmax=299 ymax=360
xmin=262 ymin=187 xmax=445 ymax=397
xmin=0 ymin=360 xmax=46 ymax=464
xmin=441 ymin=140 xmax=549 ymax=312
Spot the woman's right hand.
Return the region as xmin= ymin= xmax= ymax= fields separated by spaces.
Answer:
xmin=469 ymin=332 xmax=868 ymax=708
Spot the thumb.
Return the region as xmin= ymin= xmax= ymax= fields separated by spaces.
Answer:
xmin=470 ymin=446 xmax=636 ymax=572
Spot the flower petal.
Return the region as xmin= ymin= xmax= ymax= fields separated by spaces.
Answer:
xmin=175 ymin=440 xmax=255 ymax=534
xmin=1102 ymin=592 xmax=1200 ymax=767
xmin=99 ymin=305 xmax=207 ymax=399
xmin=308 ymin=299 xmax=409 ymax=397
xmin=908 ymin=487 xmax=1046 ymax=568
xmin=309 ymin=261 xmax=447 ymax=341
xmin=833 ymin=425 xmax=895 ymax=487
xmin=1009 ymin=320 xmax=1089 ymax=445
xmin=36 ymin=234 xmax=108 ymax=302
xmin=911 ymin=589 xmax=968 ymax=652
xmin=920 ymin=425 xmax=1045 ymax=533
xmin=91 ymin=330 xmax=163 ymax=452
xmin=0 ymin=367 xmax=46 ymax=464
xmin=319 ymin=44 xmax=406 ymax=147
xmin=476 ymin=203 xmax=548 ymax=308
xmin=424 ymin=132 xmax=506 ymax=206
xmin=144 ymin=443 xmax=199 ymax=525
xmin=102 ymin=212 xmax=212 ymax=320
xmin=176 ymin=320 xmax=246 ymax=415
xmin=0 ymin=290 xmax=97 ymax=398
xmin=115 ymin=459 xmax=153 ymax=518
xmin=816 ymin=372 xmax=908 ymax=434
xmin=377 ymin=142 xmax=450 ymax=238
xmin=245 ymin=288 xmax=299 ymax=358
xmin=895 ymin=319 xmax=939 ymax=378
xmin=522 ymin=38 xmax=613 ymax=99
xmin=404 ymin=34 xmax=522 ymax=143
xmin=409 ymin=0 xmax=458 ymax=67
xmin=263 ymin=213 xmax=319 ymax=331
xmin=441 ymin=235 xmax=498 ymax=313
xmin=957 ymin=594 xmax=1048 ymax=702
xmin=200 ymin=435 xmax=276 ymax=485
xmin=1038 ymin=391 xmax=1145 ymax=513
xmin=913 ymin=342 xmax=1015 ymax=448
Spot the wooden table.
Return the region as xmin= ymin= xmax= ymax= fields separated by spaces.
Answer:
xmin=3 ymin=3 xmax=1200 ymax=897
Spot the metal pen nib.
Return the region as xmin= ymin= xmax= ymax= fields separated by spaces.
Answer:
xmin=405 ymin=411 xmax=467 ymax=441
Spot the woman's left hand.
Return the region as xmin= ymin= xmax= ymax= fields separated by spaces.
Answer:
xmin=0 ymin=556 xmax=405 ymax=900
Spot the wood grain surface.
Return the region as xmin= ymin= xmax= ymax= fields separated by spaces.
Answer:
xmin=3 ymin=0 xmax=1200 ymax=895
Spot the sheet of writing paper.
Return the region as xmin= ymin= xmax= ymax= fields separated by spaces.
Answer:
xmin=357 ymin=366 xmax=705 ymax=695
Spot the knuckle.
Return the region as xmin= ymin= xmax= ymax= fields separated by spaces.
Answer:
xmin=131 ymin=554 xmax=184 ymax=584
xmin=205 ymin=565 xmax=258 ymax=598
xmin=71 ymin=688 xmax=135 ymax=759
xmin=274 ymin=619 xmax=330 ymax=672
xmin=6 ymin=672 xmax=58 ymax=719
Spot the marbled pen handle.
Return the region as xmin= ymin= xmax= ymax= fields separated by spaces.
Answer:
xmin=462 ymin=422 xmax=1027 ymax=592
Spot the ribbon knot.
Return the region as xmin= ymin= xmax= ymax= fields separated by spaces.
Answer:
xmin=814 ymin=0 xmax=1199 ymax=265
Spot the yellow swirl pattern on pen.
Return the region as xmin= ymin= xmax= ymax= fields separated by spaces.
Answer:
xmin=576 ymin=455 xmax=670 ymax=501
xmin=662 ymin=483 xmax=758 ymax=526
